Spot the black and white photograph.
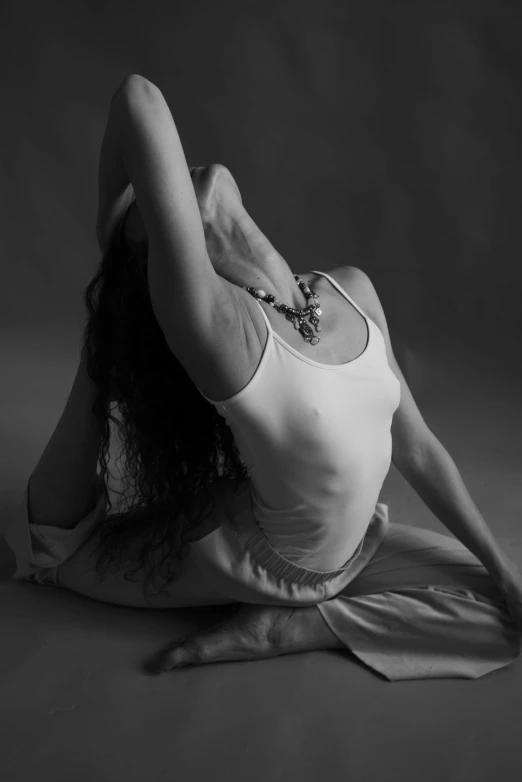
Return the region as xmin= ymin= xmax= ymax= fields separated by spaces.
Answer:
xmin=1 ymin=2 xmax=521 ymax=781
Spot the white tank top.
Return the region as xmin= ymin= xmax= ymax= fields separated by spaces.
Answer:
xmin=196 ymin=270 xmax=401 ymax=570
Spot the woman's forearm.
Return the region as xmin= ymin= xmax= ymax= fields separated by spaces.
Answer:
xmin=402 ymin=438 xmax=510 ymax=583
xmin=96 ymin=89 xmax=134 ymax=253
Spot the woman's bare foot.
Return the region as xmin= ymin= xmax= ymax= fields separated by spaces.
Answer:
xmin=147 ymin=603 xmax=343 ymax=673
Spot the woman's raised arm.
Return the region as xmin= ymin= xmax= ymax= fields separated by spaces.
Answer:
xmin=94 ymin=75 xmax=237 ymax=374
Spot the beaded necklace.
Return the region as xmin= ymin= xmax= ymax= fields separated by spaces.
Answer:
xmin=242 ymin=274 xmax=322 ymax=345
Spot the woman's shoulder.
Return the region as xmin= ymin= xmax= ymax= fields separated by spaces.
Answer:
xmin=302 ymin=264 xmax=385 ymax=325
xmin=334 ymin=265 xmax=380 ymax=311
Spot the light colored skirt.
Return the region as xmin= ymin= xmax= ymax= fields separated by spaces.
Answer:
xmin=4 ymin=475 xmax=521 ymax=681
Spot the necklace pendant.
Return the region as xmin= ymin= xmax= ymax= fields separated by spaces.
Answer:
xmin=246 ymin=277 xmax=323 ymax=347
xmin=299 ymin=321 xmax=314 ymax=339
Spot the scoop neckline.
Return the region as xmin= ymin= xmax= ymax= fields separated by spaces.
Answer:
xmin=269 ymin=315 xmax=372 ymax=370
xmin=256 ymin=266 xmax=373 ymax=369
xmin=199 ymin=270 xmax=375 ymax=407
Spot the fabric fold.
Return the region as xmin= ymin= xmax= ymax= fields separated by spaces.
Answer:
xmin=317 ymin=585 xmax=522 ymax=681
xmin=3 ymin=475 xmax=108 ymax=586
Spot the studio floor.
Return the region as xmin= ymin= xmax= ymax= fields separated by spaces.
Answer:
xmin=1 ymin=328 xmax=522 ymax=782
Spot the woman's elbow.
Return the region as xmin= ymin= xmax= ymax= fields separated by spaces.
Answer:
xmin=114 ymin=74 xmax=158 ymax=101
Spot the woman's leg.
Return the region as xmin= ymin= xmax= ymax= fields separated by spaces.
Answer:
xmin=55 ymin=515 xmax=240 ymax=609
xmin=27 ymin=347 xmax=104 ymax=530
xmin=4 ymin=343 xmax=239 ymax=606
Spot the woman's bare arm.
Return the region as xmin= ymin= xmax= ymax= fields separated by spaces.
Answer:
xmin=347 ymin=265 xmax=516 ymax=587
xmin=95 ymin=75 xmax=238 ymax=386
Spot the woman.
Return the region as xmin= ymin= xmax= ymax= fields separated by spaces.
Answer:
xmin=5 ymin=74 xmax=522 ymax=680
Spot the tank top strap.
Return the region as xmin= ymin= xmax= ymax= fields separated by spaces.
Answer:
xmin=251 ymin=275 xmax=377 ymax=345
xmin=252 ymin=297 xmax=274 ymax=332
xmin=310 ymin=270 xmax=370 ymax=321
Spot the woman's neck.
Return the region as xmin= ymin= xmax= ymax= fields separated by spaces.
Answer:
xmin=203 ymin=208 xmax=306 ymax=310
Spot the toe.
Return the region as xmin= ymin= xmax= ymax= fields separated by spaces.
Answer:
xmin=162 ymin=644 xmax=194 ymax=671
xmin=164 ymin=631 xmax=217 ymax=670
xmin=162 ymin=622 xmax=259 ymax=671
xmin=161 ymin=626 xmax=234 ymax=671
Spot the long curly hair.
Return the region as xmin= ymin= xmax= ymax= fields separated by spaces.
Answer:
xmin=81 ymin=204 xmax=249 ymax=603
